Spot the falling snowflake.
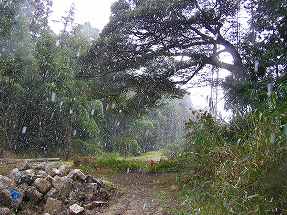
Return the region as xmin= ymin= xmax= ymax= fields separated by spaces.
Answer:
xmin=22 ymin=126 xmax=27 ymax=134
xmin=72 ymin=129 xmax=77 ymax=136
xmin=267 ymin=83 xmax=273 ymax=97
xmin=51 ymin=92 xmax=56 ymax=102
xmin=91 ymin=109 xmax=95 ymax=116
xmin=255 ymin=60 xmax=260 ymax=72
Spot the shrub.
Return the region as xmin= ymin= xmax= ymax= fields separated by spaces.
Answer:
xmin=176 ymin=111 xmax=287 ymax=214
xmin=149 ymin=159 xmax=178 ymax=173
xmin=72 ymin=139 xmax=102 ymax=156
xmin=113 ymin=135 xmax=141 ymax=156
xmin=185 ymin=112 xmax=226 ymax=153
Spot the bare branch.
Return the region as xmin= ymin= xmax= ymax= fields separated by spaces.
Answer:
xmin=175 ymin=64 xmax=206 ymax=85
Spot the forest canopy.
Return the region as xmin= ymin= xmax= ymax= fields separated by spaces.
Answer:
xmin=0 ymin=0 xmax=286 ymax=157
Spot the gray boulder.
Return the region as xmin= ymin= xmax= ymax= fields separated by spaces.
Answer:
xmin=19 ymin=161 xmax=31 ymax=171
xmin=69 ymin=203 xmax=85 ymax=214
xmin=0 ymin=207 xmax=11 ymax=215
xmin=67 ymin=169 xmax=86 ymax=182
xmin=36 ymin=170 xmax=49 ymax=178
xmin=34 ymin=178 xmax=52 ymax=194
xmin=44 ymin=197 xmax=64 ymax=215
xmin=85 ymin=183 xmax=101 ymax=193
xmin=34 ymin=162 xmax=47 ymax=171
xmin=0 ymin=176 xmax=14 ymax=190
xmin=51 ymin=168 xmax=61 ymax=176
xmin=23 ymin=169 xmax=35 ymax=178
xmin=52 ymin=176 xmax=74 ymax=198
xmin=9 ymin=168 xmax=34 ymax=185
xmin=25 ymin=186 xmax=43 ymax=202
xmin=46 ymin=188 xmax=58 ymax=199
xmin=84 ymin=201 xmax=108 ymax=210
xmin=0 ymin=189 xmax=11 ymax=207
xmin=58 ymin=165 xmax=71 ymax=176
xmin=9 ymin=168 xmax=23 ymax=184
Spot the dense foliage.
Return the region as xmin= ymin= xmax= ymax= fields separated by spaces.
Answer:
xmin=0 ymin=0 xmax=287 ymax=213
xmin=0 ymin=0 xmax=191 ymax=157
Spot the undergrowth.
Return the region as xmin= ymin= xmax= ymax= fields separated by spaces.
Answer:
xmin=73 ymin=153 xmax=178 ymax=174
xmin=174 ymin=111 xmax=287 ymax=215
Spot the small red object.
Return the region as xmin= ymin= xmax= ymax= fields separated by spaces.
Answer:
xmin=149 ymin=160 xmax=156 ymax=167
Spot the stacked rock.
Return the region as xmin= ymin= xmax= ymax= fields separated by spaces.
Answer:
xmin=0 ymin=162 xmax=110 ymax=215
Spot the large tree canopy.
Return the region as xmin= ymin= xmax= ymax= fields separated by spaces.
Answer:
xmin=84 ymin=0 xmax=245 ymax=86
xmin=82 ymin=0 xmax=287 ymax=115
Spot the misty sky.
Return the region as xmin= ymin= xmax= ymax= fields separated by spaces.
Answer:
xmin=50 ymin=0 xmax=116 ymax=32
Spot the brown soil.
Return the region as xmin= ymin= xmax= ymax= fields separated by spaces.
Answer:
xmin=102 ymin=173 xmax=179 ymax=215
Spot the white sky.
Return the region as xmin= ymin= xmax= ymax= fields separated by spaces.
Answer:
xmin=49 ymin=0 xmax=232 ymax=120
xmin=187 ymin=68 xmax=232 ymax=120
xmin=50 ymin=0 xmax=116 ymax=32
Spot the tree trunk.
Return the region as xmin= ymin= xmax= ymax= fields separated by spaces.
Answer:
xmin=63 ymin=125 xmax=72 ymax=160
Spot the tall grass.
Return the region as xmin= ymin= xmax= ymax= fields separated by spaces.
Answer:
xmin=176 ymin=111 xmax=287 ymax=214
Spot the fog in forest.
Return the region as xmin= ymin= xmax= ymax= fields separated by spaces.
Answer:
xmin=0 ymin=0 xmax=286 ymax=214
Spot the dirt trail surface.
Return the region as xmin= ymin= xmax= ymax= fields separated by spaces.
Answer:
xmin=103 ymin=173 xmax=177 ymax=215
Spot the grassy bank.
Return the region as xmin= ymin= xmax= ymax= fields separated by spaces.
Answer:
xmin=73 ymin=151 xmax=178 ymax=176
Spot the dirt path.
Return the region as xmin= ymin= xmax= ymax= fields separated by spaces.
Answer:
xmin=103 ymin=173 xmax=178 ymax=215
